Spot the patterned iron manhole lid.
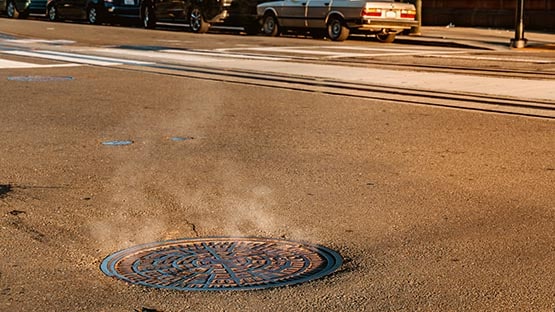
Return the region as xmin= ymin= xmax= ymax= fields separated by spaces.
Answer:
xmin=100 ymin=237 xmax=342 ymax=291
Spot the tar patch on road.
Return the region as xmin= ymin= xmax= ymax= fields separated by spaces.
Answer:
xmin=0 ymin=184 xmax=12 ymax=199
xmin=101 ymin=237 xmax=342 ymax=291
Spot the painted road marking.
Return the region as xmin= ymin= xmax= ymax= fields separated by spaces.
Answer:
xmin=4 ymin=39 xmax=76 ymax=45
xmin=0 ymin=57 xmax=79 ymax=69
xmin=1 ymin=50 xmax=155 ymax=66
xmin=158 ymin=49 xmax=290 ymax=61
xmin=212 ymin=45 xmax=470 ymax=59
xmin=89 ymin=47 xmax=291 ymax=63
xmin=419 ymin=54 xmax=555 ymax=64
xmin=0 ymin=39 xmax=471 ymax=64
xmin=93 ymin=45 xmax=466 ymax=62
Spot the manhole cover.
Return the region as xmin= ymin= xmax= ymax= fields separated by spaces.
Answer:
xmin=102 ymin=140 xmax=133 ymax=146
xmin=100 ymin=237 xmax=342 ymax=291
xmin=7 ymin=76 xmax=74 ymax=82
xmin=170 ymin=136 xmax=193 ymax=141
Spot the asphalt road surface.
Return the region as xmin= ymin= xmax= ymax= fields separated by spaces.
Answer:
xmin=0 ymin=19 xmax=554 ymax=311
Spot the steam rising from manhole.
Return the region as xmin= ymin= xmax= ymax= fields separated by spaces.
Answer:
xmin=100 ymin=237 xmax=342 ymax=291
xmin=7 ymin=76 xmax=74 ymax=82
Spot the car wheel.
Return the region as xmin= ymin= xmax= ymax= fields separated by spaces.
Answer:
xmin=327 ymin=17 xmax=349 ymax=41
xmin=376 ymin=33 xmax=396 ymax=43
xmin=262 ymin=14 xmax=279 ymax=37
xmin=189 ymin=7 xmax=210 ymax=33
xmin=47 ymin=5 xmax=58 ymax=21
xmin=6 ymin=0 xmax=19 ymax=18
xmin=87 ymin=6 xmax=101 ymax=24
xmin=141 ymin=3 xmax=156 ymax=29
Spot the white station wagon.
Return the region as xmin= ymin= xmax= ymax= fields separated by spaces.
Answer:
xmin=257 ymin=0 xmax=417 ymax=42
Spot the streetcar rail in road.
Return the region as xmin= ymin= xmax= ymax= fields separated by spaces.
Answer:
xmin=1 ymin=39 xmax=553 ymax=119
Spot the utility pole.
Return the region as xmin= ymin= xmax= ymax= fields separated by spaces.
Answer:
xmin=410 ymin=0 xmax=422 ymax=36
xmin=510 ymin=0 xmax=527 ymax=48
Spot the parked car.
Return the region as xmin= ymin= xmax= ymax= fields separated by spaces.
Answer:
xmin=257 ymin=0 xmax=417 ymax=42
xmin=45 ymin=0 xmax=140 ymax=24
xmin=140 ymin=0 xmax=267 ymax=34
xmin=1 ymin=0 xmax=46 ymax=18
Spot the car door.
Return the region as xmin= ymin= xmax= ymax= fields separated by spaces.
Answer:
xmin=278 ymin=0 xmax=306 ymax=28
xmin=155 ymin=0 xmax=185 ymax=19
xmin=27 ymin=0 xmax=47 ymax=13
xmin=116 ymin=0 xmax=141 ymax=16
xmin=51 ymin=0 xmax=72 ymax=17
xmin=305 ymin=0 xmax=329 ymax=28
xmin=64 ymin=0 xmax=86 ymax=17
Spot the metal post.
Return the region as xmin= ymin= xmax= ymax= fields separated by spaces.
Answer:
xmin=510 ymin=0 xmax=527 ymax=48
xmin=410 ymin=0 xmax=422 ymax=35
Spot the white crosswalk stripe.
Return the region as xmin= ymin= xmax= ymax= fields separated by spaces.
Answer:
xmin=89 ymin=47 xmax=291 ymax=62
xmin=3 ymin=39 xmax=76 ymax=45
xmin=0 ymin=58 xmax=79 ymax=69
xmin=213 ymin=45 xmax=469 ymax=59
xmin=2 ymin=50 xmax=155 ymax=66
xmin=0 ymin=36 xmax=474 ymax=70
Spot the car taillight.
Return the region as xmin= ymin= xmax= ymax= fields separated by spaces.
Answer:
xmin=363 ymin=8 xmax=382 ymax=17
xmin=400 ymin=9 xmax=415 ymax=18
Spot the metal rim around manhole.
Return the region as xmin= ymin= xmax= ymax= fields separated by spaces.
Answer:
xmin=100 ymin=237 xmax=342 ymax=291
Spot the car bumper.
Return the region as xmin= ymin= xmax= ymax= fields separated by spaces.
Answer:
xmin=354 ymin=18 xmax=418 ymax=31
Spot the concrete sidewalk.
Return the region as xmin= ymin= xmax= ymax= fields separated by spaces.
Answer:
xmin=235 ymin=59 xmax=555 ymax=101
xmin=400 ymin=26 xmax=555 ymax=51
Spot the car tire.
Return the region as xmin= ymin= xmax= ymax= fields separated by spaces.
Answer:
xmin=327 ymin=17 xmax=349 ymax=41
xmin=47 ymin=5 xmax=58 ymax=21
xmin=189 ymin=7 xmax=210 ymax=33
xmin=6 ymin=0 xmax=20 ymax=18
xmin=141 ymin=3 xmax=156 ymax=29
xmin=261 ymin=14 xmax=279 ymax=37
xmin=87 ymin=6 xmax=101 ymax=24
xmin=376 ymin=33 xmax=396 ymax=43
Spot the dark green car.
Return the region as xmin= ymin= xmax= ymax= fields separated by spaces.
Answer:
xmin=1 ymin=0 xmax=47 ymax=18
